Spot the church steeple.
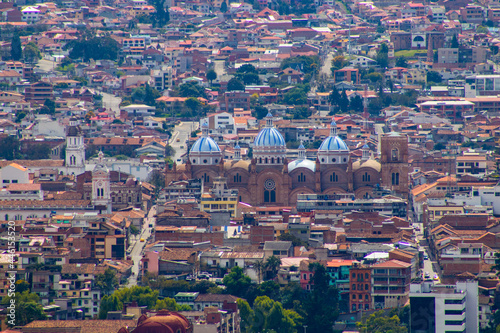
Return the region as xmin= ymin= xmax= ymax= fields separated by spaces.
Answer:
xmin=298 ymin=140 xmax=306 ymax=160
xmin=234 ymin=142 xmax=241 ymax=161
xmin=362 ymin=141 xmax=370 ymax=161
xmin=265 ymin=112 xmax=273 ymax=127
xmin=330 ymin=117 xmax=337 ymax=136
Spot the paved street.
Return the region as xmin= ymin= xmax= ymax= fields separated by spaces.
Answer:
xmin=101 ymin=91 xmax=122 ymax=117
xmin=414 ymin=222 xmax=439 ymax=282
xmin=170 ymin=121 xmax=198 ymax=162
xmin=127 ymin=205 xmax=156 ymax=287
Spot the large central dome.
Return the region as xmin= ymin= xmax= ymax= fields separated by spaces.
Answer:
xmin=253 ymin=112 xmax=286 ymax=166
xmin=190 ymin=136 xmax=221 ymax=152
xmin=318 ymin=136 xmax=349 ymax=151
xmin=254 ymin=127 xmax=286 ymax=147
xmin=317 ymin=118 xmax=350 ymax=165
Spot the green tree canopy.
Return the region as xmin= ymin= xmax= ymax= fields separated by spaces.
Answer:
xmin=152 ymin=0 xmax=170 ymax=27
xmin=11 ymin=32 xmax=22 ymax=61
xmin=184 ymin=97 xmax=202 ymax=116
xmin=427 ymin=71 xmax=442 ymax=84
xmin=206 ymin=69 xmax=217 ymax=84
xmin=221 ymin=0 xmax=228 ymax=12
xmin=356 ymin=310 xmax=408 ymax=333
xmin=395 ymin=56 xmax=408 ymax=68
xmin=227 ymin=78 xmax=245 ymax=91
xmin=3 ymin=291 xmax=47 ymax=327
xmin=179 ymin=81 xmax=207 ymax=98
xmin=281 ymin=55 xmax=319 ymax=75
xmin=223 ymin=266 xmax=251 ymax=297
xmin=67 ymin=37 xmax=120 ymax=61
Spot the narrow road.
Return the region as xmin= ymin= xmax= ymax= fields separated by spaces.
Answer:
xmin=127 ymin=205 xmax=156 ymax=287
xmin=101 ymin=91 xmax=122 ymax=118
xmin=170 ymin=121 xmax=198 ymax=162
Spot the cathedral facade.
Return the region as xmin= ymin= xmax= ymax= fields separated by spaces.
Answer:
xmin=165 ymin=113 xmax=409 ymax=206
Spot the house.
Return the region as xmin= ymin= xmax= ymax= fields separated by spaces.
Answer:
xmin=135 ymin=140 xmax=167 ymax=157
xmin=263 ymin=241 xmax=293 ymax=258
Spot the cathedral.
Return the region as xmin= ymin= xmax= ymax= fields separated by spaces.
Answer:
xmin=165 ymin=113 xmax=409 ymax=206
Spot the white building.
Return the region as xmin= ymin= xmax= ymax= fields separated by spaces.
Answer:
xmin=85 ymin=157 xmax=152 ymax=181
xmin=120 ymin=104 xmax=155 ymax=117
xmin=0 ymin=163 xmax=29 ymax=186
xmin=21 ymin=6 xmax=40 ymax=23
xmin=91 ymin=152 xmax=111 ymax=214
xmin=65 ymin=117 xmax=86 ymax=175
xmin=410 ymin=280 xmax=478 ymax=333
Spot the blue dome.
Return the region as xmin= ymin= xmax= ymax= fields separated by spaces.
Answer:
xmin=318 ymin=136 xmax=349 ymax=151
xmin=254 ymin=127 xmax=285 ymax=147
xmin=190 ymin=136 xmax=221 ymax=153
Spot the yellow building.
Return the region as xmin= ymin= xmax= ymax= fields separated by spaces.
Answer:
xmin=200 ymin=177 xmax=238 ymax=218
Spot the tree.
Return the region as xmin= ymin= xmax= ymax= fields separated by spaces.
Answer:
xmin=265 ymin=256 xmax=281 ymax=281
xmin=11 ymin=32 xmax=22 ymax=61
xmin=451 ymin=34 xmax=459 ymax=48
xmin=24 ymin=42 xmax=41 ymax=64
xmin=284 ymin=88 xmax=307 ymax=105
xmin=239 ymin=296 xmax=302 ymax=333
xmin=242 ymin=72 xmax=260 ymax=85
xmin=221 ymin=0 xmax=228 ymax=12
xmin=331 ymin=55 xmax=348 ymax=71
xmin=144 ymin=83 xmax=161 ymax=106
xmin=253 ymin=106 xmax=268 ymax=120
xmin=179 ymin=81 xmax=207 ymax=98
xmin=350 ymin=95 xmax=364 ymax=113
xmin=67 ymin=37 xmax=120 ymax=61
xmin=147 ymin=169 xmax=165 ymax=190
xmin=227 ymin=78 xmax=245 ymax=91
xmin=0 ymin=136 xmax=20 ymax=160
xmin=237 ymin=64 xmax=258 ymax=74
xmin=155 ymin=298 xmax=191 ymax=311
xmin=376 ymin=43 xmax=389 ymax=68
xmin=427 ymin=71 xmax=442 ymax=84
xmin=302 ymin=263 xmax=340 ymax=333
xmin=98 ymin=294 xmax=123 ymax=319
xmin=152 ymin=0 xmax=170 ymax=27
xmin=25 ymin=143 xmax=51 ymax=160
xmin=3 ymin=291 xmax=47 ymax=327
xmin=206 ymin=69 xmax=217 ymax=85
xmin=185 ymin=97 xmax=201 ymax=116
xmin=129 ymin=224 xmax=140 ymax=235
xmin=281 ymin=55 xmax=319 ymax=75
xmin=223 ymin=266 xmax=251 ymax=297
xmin=339 ymin=90 xmax=349 ymax=113
xmin=434 ymin=143 xmax=446 ymax=150
xmin=165 ymin=145 xmax=175 ymax=157
xmin=477 ymin=25 xmax=489 ymax=34
xmin=253 ymin=260 xmax=266 ymax=284
xmin=95 ymin=268 xmax=119 ymax=296
xmin=366 ymin=72 xmax=383 ymax=83
xmin=356 ymin=310 xmax=408 ymax=333
xmin=395 ymin=56 xmax=408 ymax=68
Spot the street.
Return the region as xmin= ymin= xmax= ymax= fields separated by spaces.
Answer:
xmin=127 ymin=205 xmax=156 ymax=287
xmin=100 ymin=91 xmax=122 ymax=117
xmin=414 ymin=222 xmax=439 ymax=282
xmin=169 ymin=121 xmax=198 ymax=162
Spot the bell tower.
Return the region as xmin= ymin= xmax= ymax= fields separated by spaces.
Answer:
xmin=380 ymin=133 xmax=409 ymax=198
xmin=65 ymin=117 xmax=85 ymax=175
xmin=92 ymin=151 xmax=111 ymax=214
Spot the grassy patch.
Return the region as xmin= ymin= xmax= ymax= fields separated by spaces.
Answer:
xmin=394 ymin=50 xmax=430 ymax=58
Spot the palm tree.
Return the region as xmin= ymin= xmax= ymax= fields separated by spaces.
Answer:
xmin=265 ymin=256 xmax=282 ymax=281
xmin=253 ymin=260 xmax=265 ymax=284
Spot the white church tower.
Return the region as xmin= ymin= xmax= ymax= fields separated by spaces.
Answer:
xmin=65 ymin=117 xmax=85 ymax=175
xmin=92 ymin=151 xmax=111 ymax=214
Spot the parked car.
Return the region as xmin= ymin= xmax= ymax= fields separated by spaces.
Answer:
xmin=214 ymin=278 xmax=224 ymax=285
xmin=186 ymin=275 xmax=195 ymax=281
xmin=433 ymin=274 xmax=439 ymax=281
xmin=424 ymin=254 xmax=428 ymax=260
xmin=424 ymin=272 xmax=430 ymax=279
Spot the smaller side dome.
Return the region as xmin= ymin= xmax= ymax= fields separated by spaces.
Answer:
xmin=288 ymin=159 xmax=316 ymax=172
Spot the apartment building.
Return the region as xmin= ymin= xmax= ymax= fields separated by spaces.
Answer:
xmin=410 ymin=281 xmax=478 ymax=333
xmin=371 ymin=259 xmax=411 ymax=309
xmin=456 ymin=154 xmax=487 ymax=177
xmin=349 ymin=263 xmax=372 ymax=312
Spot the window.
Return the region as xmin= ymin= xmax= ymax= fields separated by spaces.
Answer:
xmin=391 ymin=148 xmax=399 ymax=161
xmin=362 ymin=172 xmax=371 ymax=182
xmin=330 ymin=173 xmax=338 ymax=182
xmin=298 ymin=173 xmax=306 ymax=182
xmin=202 ymin=174 xmax=210 ymax=183
xmin=264 ymin=179 xmax=276 ymax=203
xmin=352 ymin=294 xmax=356 ymax=300
xmin=445 ymin=310 xmax=464 ymax=315
xmin=392 ymin=172 xmax=400 ymax=185
xmin=352 ymin=284 xmax=356 ymax=290
xmin=233 ymin=174 xmax=241 ymax=183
